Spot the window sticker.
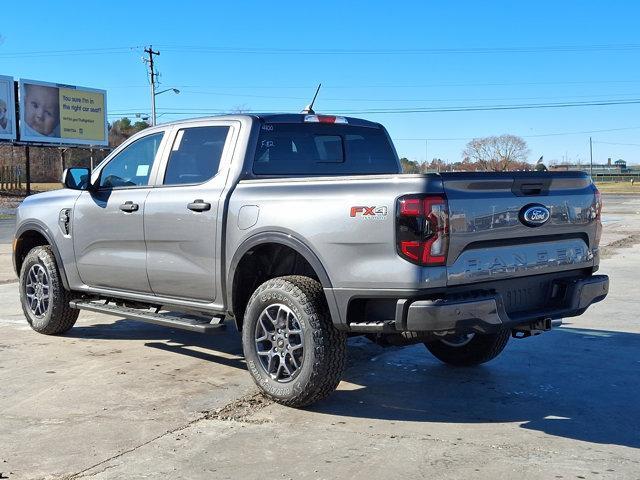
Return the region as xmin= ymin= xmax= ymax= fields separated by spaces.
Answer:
xmin=136 ymin=164 xmax=150 ymax=177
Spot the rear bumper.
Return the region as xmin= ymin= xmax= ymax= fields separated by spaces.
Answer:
xmin=397 ymin=274 xmax=609 ymax=334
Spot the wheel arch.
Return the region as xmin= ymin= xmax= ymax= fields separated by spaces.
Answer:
xmin=14 ymin=221 xmax=70 ymax=290
xmin=227 ymin=231 xmax=336 ymax=330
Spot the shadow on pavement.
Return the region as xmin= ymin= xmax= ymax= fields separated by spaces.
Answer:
xmin=67 ymin=318 xmax=246 ymax=371
xmin=65 ymin=319 xmax=639 ymax=449
xmin=313 ymin=327 xmax=640 ymax=449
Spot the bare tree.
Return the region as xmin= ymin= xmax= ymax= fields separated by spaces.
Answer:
xmin=462 ymin=134 xmax=530 ymax=171
xmin=230 ymin=104 xmax=251 ymax=114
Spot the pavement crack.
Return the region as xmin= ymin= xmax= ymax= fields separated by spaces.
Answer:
xmin=60 ymin=392 xmax=271 ymax=478
xmin=60 ymin=414 xmax=208 ymax=479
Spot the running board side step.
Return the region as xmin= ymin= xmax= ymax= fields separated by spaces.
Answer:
xmin=69 ymin=299 xmax=226 ymax=334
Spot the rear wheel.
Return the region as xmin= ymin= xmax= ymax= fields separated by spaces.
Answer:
xmin=19 ymin=246 xmax=79 ymax=335
xmin=241 ymin=275 xmax=347 ymax=407
xmin=424 ymin=330 xmax=510 ymax=366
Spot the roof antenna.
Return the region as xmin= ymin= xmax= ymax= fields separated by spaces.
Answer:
xmin=302 ymin=83 xmax=322 ymax=114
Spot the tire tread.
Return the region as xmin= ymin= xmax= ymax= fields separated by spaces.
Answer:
xmin=425 ymin=330 xmax=510 ymax=367
xmin=20 ymin=245 xmax=78 ymax=335
xmin=243 ymin=275 xmax=346 ymax=407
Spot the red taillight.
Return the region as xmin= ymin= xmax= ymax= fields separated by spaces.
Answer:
xmin=399 ymin=197 xmax=423 ymax=216
xmin=396 ymin=195 xmax=449 ymax=266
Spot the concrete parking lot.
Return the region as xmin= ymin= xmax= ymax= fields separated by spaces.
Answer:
xmin=1 ymin=195 xmax=639 ymax=479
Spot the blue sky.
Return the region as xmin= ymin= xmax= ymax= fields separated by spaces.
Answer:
xmin=2 ymin=0 xmax=639 ymax=164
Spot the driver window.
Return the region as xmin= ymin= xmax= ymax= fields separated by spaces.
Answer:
xmin=99 ymin=132 xmax=164 ymax=188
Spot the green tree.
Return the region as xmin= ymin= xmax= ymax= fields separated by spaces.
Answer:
xmin=400 ymin=157 xmax=421 ymax=174
xmin=108 ymin=117 xmax=150 ymax=147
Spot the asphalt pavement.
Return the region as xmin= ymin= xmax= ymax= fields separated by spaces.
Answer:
xmin=0 ymin=217 xmax=15 ymax=244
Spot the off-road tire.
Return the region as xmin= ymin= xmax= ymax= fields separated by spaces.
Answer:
xmin=242 ymin=275 xmax=347 ymax=407
xmin=19 ymin=246 xmax=79 ymax=335
xmin=424 ymin=330 xmax=510 ymax=366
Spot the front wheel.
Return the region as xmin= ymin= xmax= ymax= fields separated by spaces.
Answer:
xmin=19 ymin=246 xmax=79 ymax=335
xmin=241 ymin=275 xmax=347 ymax=407
xmin=424 ymin=330 xmax=510 ymax=366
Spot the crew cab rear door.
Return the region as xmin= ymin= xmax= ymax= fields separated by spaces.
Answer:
xmin=144 ymin=120 xmax=238 ymax=302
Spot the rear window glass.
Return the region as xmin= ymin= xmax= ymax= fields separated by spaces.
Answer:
xmin=253 ymin=123 xmax=399 ymax=175
xmin=164 ymin=126 xmax=229 ymax=185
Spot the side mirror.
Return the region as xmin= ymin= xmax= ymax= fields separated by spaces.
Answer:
xmin=62 ymin=167 xmax=91 ymax=191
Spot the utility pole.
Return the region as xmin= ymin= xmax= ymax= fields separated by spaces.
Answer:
xmin=589 ymin=136 xmax=593 ymax=177
xmin=144 ymin=46 xmax=160 ymax=126
xmin=425 ymin=139 xmax=428 ymax=166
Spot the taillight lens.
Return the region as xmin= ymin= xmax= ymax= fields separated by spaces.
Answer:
xmin=396 ymin=195 xmax=449 ymax=266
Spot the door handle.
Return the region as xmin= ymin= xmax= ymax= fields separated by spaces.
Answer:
xmin=119 ymin=201 xmax=139 ymax=213
xmin=187 ymin=199 xmax=211 ymax=212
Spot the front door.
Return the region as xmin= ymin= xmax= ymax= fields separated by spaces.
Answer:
xmin=73 ymin=131 xmax=166 ymax=293
xmin=144 ymin=123 xmax=234 ymax=301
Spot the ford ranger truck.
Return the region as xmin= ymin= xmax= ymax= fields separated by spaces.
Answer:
xmin=13 ymin=113 xmax=609 ymax=407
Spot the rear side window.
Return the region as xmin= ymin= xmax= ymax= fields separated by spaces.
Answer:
xmin=164 ymin=126 xmax=230 ymax=185
xmin=253 ymin=124 xmax=398 ymax=175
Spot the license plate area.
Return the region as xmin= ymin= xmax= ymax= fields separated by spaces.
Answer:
xmin=498 ymin=277 xmax=560 ymax=314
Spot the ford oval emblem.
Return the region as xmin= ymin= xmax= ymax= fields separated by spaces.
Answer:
xmin=520 ymin=204 xmax=550 ymax=227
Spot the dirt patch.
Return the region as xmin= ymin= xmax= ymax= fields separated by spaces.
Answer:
xmin=601 ymin=233 xmax=640 ymax=259
xmin=205 ymin=392 xmax=272 ymax=424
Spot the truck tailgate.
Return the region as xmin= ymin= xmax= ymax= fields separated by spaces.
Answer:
xmin=441 ymin=172 xmax=600 ymax=286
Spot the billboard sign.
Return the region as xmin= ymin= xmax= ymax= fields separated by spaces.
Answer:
xmin=0 ymin=75 xmax=17 ymax=141
xmin=19 ymin=79 xmax=108 ymax=146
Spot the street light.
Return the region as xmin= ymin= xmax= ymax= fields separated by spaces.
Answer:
xmin=151 ymin=88 xmax=180 ymax=126
xmin=155 ymin=88 xmax=180 ymax=96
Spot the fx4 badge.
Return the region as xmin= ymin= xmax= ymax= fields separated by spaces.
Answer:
xmin=350 ymin=206 xmax=388 ymax=218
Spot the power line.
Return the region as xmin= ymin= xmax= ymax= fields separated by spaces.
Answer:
xmin=155 ymin=43 xmax=640 ymax=55
xmin=174 ymin=89 xmax=640 ymax=104
xmin=3 ymin=43 xmax=640 ymax=59
xmin=0 ymin=46 xmax=143 ymax=58
xmin=395 ymin=126 xmax=640 ymax=142
xmin=102 ymin=79 xmax=640 ymax=90
xmin=336 ymin=98 xmax=640 ymax=115
xmin=593 ymin=141 xmax=640 ymax=147
xmin=107 ymin=97 xmax=640 ymax=116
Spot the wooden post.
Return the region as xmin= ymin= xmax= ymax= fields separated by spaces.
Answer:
xmin=25 ymin=146 xmax=31 ymax=196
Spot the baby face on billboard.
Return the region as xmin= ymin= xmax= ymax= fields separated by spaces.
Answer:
xmin=25 ymin=84 xmax=60 ymax=136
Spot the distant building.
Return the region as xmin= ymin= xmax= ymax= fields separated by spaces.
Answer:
xmin=549 ymin=158 xmax=628 ymax=173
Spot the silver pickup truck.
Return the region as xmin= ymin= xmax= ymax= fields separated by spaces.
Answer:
xmin=13 ymin=113 xmax=609 ymax=406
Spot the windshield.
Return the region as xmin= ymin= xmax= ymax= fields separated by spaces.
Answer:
xmin=253 ymin=123 xmax=399 ymax=175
